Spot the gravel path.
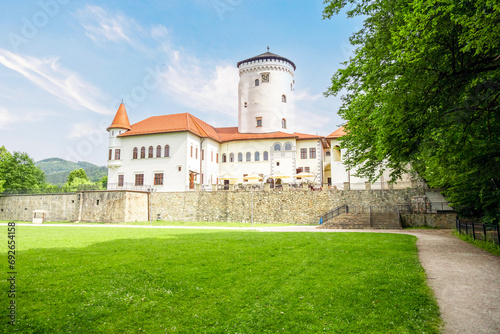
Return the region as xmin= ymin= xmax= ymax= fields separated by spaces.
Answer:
xmin=10 ymin=224 xmax=500 ymax=333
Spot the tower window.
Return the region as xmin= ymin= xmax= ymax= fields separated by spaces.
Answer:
xmin=244 ymin=102 xmax=247 ymax=108
xmin=114 ymin=149 xmax=121 ymax=160
xmin=282 ymin=95 xmax=287 ymax=103
xmin=256 ymin=117 xmax=262 ymax=127
xmin=108 ymin=149 xmax=112 ymax=161
xmin=282 ymin=118 xmax=287 ymax=129
xmin=255 ymin=79 xmax=259 ymax=86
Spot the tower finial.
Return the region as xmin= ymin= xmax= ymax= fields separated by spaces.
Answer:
xmin=267 ymin=45 xmax=270 ymax=52
xmin=121 ymin=99 xmax=124 ymax=104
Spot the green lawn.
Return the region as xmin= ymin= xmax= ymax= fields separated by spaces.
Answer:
xmin=1 ymin=226 xmax=441 ymax=333
xmin=1 ymin=220 xmax=308 ymax=227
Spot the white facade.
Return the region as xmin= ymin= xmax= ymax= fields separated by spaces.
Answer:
xmin=106 ymin=51 xmax=413 ymax=192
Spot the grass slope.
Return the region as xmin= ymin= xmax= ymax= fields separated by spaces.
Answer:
xmin=1 ymin=227 xmax=440 ymax=333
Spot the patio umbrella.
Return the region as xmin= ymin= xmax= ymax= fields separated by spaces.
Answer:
xmin=219 ymin=173 xmax=238 ymax=181
xmin=294 ymin=171 xmax=315 ymax=178
xmin=269 ymin=172 xmax=291 ymax=179
xmin=243 ymin=173 xmax=263 ymax=183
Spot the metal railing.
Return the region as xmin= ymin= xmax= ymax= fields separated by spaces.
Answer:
xmin=456 ymin=219 xmax=500 ymax=246
xmin=320 ymin=204 xmax=348 ymax=224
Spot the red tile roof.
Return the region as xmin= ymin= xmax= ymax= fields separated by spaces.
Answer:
xmin=107 ymin=103 xmax=131 ymax=131
xmin=117 ymin=111 xmax=338 ymax=143
xmin=326 ymin=126 xmax=346 ymax=139
xmin=119 ymin=113 xmax=221 ymax=142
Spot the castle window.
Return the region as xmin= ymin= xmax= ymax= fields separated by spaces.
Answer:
xmin=305 ymin=167 xmax=310 ymax=173
xmin=190 ymin=146 xmax=193 ymax=157
xmin=154 ymin=173 xmax=164 ymax=186
xmin=256 ymin=117 xmax=262 ymax=127
xmin=148 ymin=146 xmax=154 ymax=158
xmin=230 ymin=153 xmax=234 ymax=162
xmin=273 ymin=143 xmax=281 ymax=151
xmin=202 ymin=149 xmax=205 ymax=160
xmin=284 ymin=142 xmax=292 ymax=151
xmin=309 ymin=148 xmax=316 ymax=159
xmin=326 ymin=151 xmax=331 ymax=157
xmin=244 ymin=102 xmax=248 ymax=108
xmin=255 ymin=152 xmax=260 ymax=161
xmin=108 ymin=149 xmax=112 ymax=160
xmin=255 ymin=79 xmax=259 ymax=86
xmin=222 ymin=154 xmax=227 ymax=163
xmin=333 ymin=145 xmax=341 ymax=161
xmin=211 ymin=151 xmax=213 ymax=162
xmin=133 ymin=147 xmax=138 ymax=159
xmin=141 ymin=147 xmax=146 ymax=159
xmin=135 ymin=174 xmax=144 ymax=186
xmin=300 ymin=148 xmax=307 ymax=159
xmin=112 ymin=131 xmax=114 ymax=136
xmin=196 ymin=148 xmax=198 ymax=159
xmin=118 ymin=175 xmax=124 ymax=187
xmin=156 ymin=145 xmax=162 ymax=158
xmin=216 ymin=153 xmax=219 ymax=163
xmin=238 ymin=153 xmax=243 ymax=162
xmin=114 ymin=149 xmax=121 ymax=160
xmin=282 ymin=95 xmax=287 ymax=103
xmin=282 ymin=118 xmax=287 ymax=129
xmin=165 ymin=145 xmax=170 ymax=157
xmin=246 ymin=152 xmax=251 ymax=162
xmin=263 ymin=151 xmax=269 ymax=161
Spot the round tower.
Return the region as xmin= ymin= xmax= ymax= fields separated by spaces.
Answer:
xmin=237 ymin=50 xmax=295 ymax=134
xmin=106 ymin=102 xmax=131 ymax=167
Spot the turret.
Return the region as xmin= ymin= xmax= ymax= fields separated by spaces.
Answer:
xmin=107 ymin=102 xmax=131 ymax=167
xmin=237 ymin=49 xmax=295 ymax=134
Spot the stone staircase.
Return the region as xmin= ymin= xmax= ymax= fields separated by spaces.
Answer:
xmin=317 ymin=212 xmax=401 ymax=229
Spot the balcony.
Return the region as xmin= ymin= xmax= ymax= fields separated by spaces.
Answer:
xmin=107 ymin=160 xmax=122 ymax=168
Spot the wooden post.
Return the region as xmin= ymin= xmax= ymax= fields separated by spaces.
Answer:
xmin=472 ymin=223 xmax=475 ymax=241
xmin=483 ymin=224 xmax=487 ymax=242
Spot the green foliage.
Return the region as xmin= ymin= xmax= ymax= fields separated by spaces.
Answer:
xmin=453 ymin=230 xmax=500 ymax=257
xmin=36 ymin=158 xmax=107 ymax=185
xmin=67 ymin=168 xmax=88 ymax=183
xmin=0 ymin=180 xmax=4 ymax=194
xmin=2 ymin=227 xmax=441 ymax=333
xmin=323 ymin=0 xmax=500 ymax=222
xmin=0 ymin=146 xmax=46 ymax=192
xmin=99 ymin=175 xmax=108 ymax=189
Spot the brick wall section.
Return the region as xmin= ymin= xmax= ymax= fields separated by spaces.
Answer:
xmin=0 ymin=188 xmax=425 ymax=224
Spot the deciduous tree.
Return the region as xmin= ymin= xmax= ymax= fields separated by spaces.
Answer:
xmin=323 ymin=0 xmax=500 ymax=221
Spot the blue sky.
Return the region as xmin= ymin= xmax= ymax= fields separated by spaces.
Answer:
xmin=0 ymin=0 xmax=362 ymax=165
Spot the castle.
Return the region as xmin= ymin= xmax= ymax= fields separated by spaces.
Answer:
xmin=106 ymin=51 xmax=411 ymax=192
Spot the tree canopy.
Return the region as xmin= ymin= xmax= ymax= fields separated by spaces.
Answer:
xmin=0 ymin=146 xmax=46 ymax=192
xmin=323 ymin=0 xmax=499 ymax=222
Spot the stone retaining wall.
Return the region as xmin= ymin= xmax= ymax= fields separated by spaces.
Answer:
xmin=0 ymin=188 xmax=425 ymax=224
xmin=400 ymin=212 xmax=457 ymax=228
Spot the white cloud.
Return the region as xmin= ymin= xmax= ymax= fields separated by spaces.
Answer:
xmin=151 ymin=25 xmax=168 ymax=40
xmin=75 ymin=5 xmax=139 ymax=44
xmin=0 ymin=108 xmax=18 ymax=129
xmin=160 ymin=48 xmax=239 ymax=118
xmin=295 ymin=89 xmax=323 ymax=102
xmin=0 ymin=49 xmax=111 ymax=115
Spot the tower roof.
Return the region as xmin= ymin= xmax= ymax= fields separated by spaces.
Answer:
xmin=107 ymin=103 xmax=132 ymax=131
xmin=237 ymin=51 xmax=296 ymax=70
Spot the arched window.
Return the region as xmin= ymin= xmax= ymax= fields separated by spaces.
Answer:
xmin=333 ymin=145 xmax=341 ymax=162
xmin=238 ymin=153 xmax=243 ymax=162
xmin=273 ymin=143 xmax=281 ymax=151
xmin=282 ymin=118 xmax=287 ymax=129
xmin=255 ymin=79 xmax=259 ymax=86
xmin=164 ymin=145 xmax=170 ymax=157
xmin=255 ymin=151 xmax=260 ymax=161
xmin=156 ymin=145 xmax=161 ymax=158
xmin=284 ymin=142 xmax=292 ymax=151
xmin=133 ymin=147 xmax=138 ymax=159
xmin=109 ymin=149 xmax=112 ymax=160
xmin=263 ymin=151 xmax=269 ymax=161
xmin=282 ymin=95 xmax=287 ymax=103
xmin=140 ymin=147 xmax=146 ymax=159
xmin=148 ymin=146 xmax=154 ymax=158
xmin=326 ymin=151 xmax=331 ymax=157
xmin=222 ymin=153 xmax=227 ymax=163
xmin=230 ymin=153 xmax=234 ymax=162
xmin=246 ymin=152 xmax=251 ymax=162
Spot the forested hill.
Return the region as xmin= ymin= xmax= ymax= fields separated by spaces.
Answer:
xmin=36 ymin=158 xmax=107 ymax=185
